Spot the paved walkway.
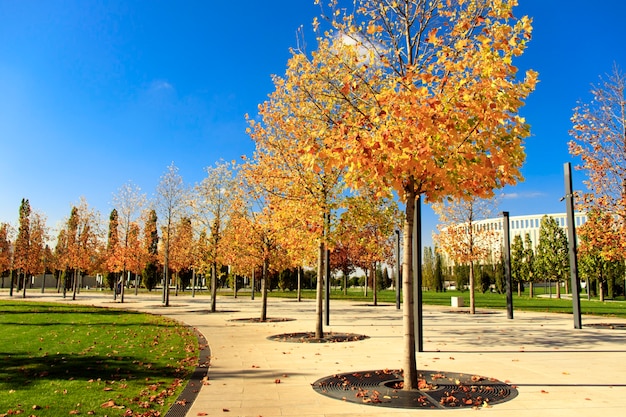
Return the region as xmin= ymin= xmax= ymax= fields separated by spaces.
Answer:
xmin=4 ymin=291 xmax=626 ymax=416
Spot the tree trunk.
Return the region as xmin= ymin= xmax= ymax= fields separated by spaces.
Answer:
xmin=163 ymin=241 xmax=170 ymax=306
xmin=211 ymin=262 xmax=217 ymax=312
xmin=517 ymin=281 xmax=521 ymax=297
xmin=372 ymin=263 xmax=378 ymax=306
xmin=556 ymin=279 xmax=561 ymax=299
xmin=297 ymin=266 xmax=302 ymax=302
xmin=72 ymin=270 xmax=78 ymax=300
xmin=599 ymin=280 xmax=605 ymax=302
xmin=364 ymin=268 xmax=368 ymax=297
xmin=469 ymin=261 xmax=476 ymax=314
xmin=121 ymin=269 xmax=127 ymax=303
xmin=402 ymin=189 xmax=417 ymax=390
xmin=260 ymin=257 xmax=268 ymax=322
xmin=315 ymin=239 xmax=325 ymax=339
xmin=22 ymin=272 xmax=27 ymax=298
xmin=529 ymin=281 xmax=534 ymax=298
xmin=9 ymin=269 xmax=14 ymax=297
xmin=251 ymin=268 xmax=255 ymax=300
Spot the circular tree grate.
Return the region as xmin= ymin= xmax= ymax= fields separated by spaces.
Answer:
xmin=312 ymin=369 xmax=517 ymax=409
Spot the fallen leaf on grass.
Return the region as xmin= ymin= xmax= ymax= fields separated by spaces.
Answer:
xmin=101 ymin=400 xmax=115 ymax=408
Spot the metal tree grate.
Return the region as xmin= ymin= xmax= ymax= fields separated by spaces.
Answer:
xmin=312 ymin=369 xmax=518 ymax=409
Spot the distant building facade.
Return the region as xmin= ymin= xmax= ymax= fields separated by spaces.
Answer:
xmin=465 ymin=212 xmax=588 ymax=252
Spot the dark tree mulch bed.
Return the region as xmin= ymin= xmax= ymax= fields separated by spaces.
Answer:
xmin=312 ymin=369 xmax=517 ymax=409
xmin=585 ymin=323 xmax=626 ymax=330
xmin=267 ymin=332 xmax=369 ymax=343
xmin=230 ymin=317 xmax=295 ymax=323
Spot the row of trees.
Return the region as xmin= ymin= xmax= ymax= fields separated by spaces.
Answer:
xmin=0 ymin=161 xmax=401 ymax=308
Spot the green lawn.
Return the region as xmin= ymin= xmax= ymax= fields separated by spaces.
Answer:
xmin=0 ymin=301 xmax=197 ymax=417
xmin=263 ymin=287 xmax=626 ymax=318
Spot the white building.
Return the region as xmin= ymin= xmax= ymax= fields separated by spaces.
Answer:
xmin=469 ymin=212 xmax=588 ymax=251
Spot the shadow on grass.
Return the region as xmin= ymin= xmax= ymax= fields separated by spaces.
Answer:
xmin=0 ymin=350 xmax=189 ymax=390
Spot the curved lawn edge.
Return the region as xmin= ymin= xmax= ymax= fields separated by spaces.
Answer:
xmin=165 ymin=327 xmax=211 ymax=417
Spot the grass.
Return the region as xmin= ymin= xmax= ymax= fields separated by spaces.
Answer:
xmin=263 ymin=287 xmax=626 ymax=319
xmin=0 ymin=301 xmax=198 ymax=417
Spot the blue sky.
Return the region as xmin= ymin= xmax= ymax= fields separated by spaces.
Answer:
xmin=1 ymin=0 xmax=625 ymax=248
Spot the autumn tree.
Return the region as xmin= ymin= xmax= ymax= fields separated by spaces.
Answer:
xmin=227 ymin=164 xmax=309 ymax=321
xmin=169 ymin=216 xmax=194 ymax=294
xmin=279 ymin=0 xmax=537 ymax=388
xmin=246 ymin=41 xmax=350 ymax=337
xmin=335 ymin=189 xmax=400 ymax=304
xmin=53 ymin=201 xmax=103 ymax=299
xmin=534 ymin=215 xmax=569 ymax=298
xmin=569 ymin=65 xmax=626 ymax=261
xmin=112 ymin=181 xmax=146 ymax=302
xmin=577 ymin=209 xmax=622 ymax=301
xmin=155 ymin=163 xmax=187 ymax=307
xmin=54 ymin=227 xmax=69 ymax=294
xmin=29 ymin=211 xmax=49 ymax=292
xmin=434 ymin=196 xmax=500 ymax=314
xmin=329 ymin=225 xmax=361 ymax=295
xmin=190 ymin=160 xmax=238 ymax=312
xmin=126 ymin=221 xmax=145 ymax=293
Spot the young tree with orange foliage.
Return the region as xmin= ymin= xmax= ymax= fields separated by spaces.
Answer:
xmin=246 ymin=46 xmax=349 ymax=338
xmin=569 ymin=65 xmax=626 ymax=263
xmin=434 ymin=196 xmax=500 ymax=314
xmin=112 ymin=181 xmax=146 ymax=303
xmin=169 ymin=216 xmax=195 ymax=295
xmin=293 ymin=0 xmax=536 ymax=388
xmin=28 ymin=211 xmax=49 ymax=293
xmin=126 ymin=221 xmax=145 ymax=294
xmin=226 ymin=165 xmax=310 ymax=321
xmin=63 ymin=199 xmax=103 ymax=300
xmin=577 ymin=209 xmax=622 ymax=301
xmin=334 ymin=189 xmax=400 ymax=304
